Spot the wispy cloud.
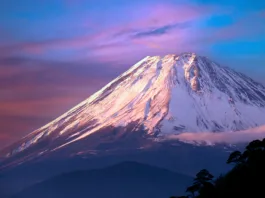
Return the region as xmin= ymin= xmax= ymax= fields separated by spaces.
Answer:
xmin=0 ymin=2 xmax=214 ymax=62
xmin=133 ymin=22 xmax=192 ymax=38
xmin=165 ymin=126 xmax=265 ymax=144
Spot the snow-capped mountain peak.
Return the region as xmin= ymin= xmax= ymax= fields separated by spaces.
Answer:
xmin=2 ymin=53 xmax=265 ymax=159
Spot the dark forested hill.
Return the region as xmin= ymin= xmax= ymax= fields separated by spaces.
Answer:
xmin=11 ymin=161 xmax=192 ymax=198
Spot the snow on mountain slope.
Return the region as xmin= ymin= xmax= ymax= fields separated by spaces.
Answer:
xmin=2 ymin=52 xmax=265 ymax=158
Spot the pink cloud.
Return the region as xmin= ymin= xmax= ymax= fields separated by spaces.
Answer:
xmin=87 ymin=20 xmax=204 ymax=64
xmin=78 ymin=2 xmax=215 ymax=63
xmin=165 ymin=126 xmax=265 ymax=144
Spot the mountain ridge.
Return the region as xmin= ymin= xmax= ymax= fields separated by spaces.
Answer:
xmin=10 ymin=161 xmax=192 ymax=198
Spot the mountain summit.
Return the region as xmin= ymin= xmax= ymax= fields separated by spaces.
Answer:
xmin=1 ymin=53 xmax=265 ymax=163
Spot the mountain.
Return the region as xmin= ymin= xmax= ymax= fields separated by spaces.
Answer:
xmin=0 ymin=52 xmax=265 ymax=197
xmin=10 ymin=161 xmax=192 ymax=198
xmin=1 ymin=52 xmax=265 ymax=163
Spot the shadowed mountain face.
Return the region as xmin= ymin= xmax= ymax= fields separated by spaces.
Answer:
xmin=10 ymin=161 xmax=192 ymax=198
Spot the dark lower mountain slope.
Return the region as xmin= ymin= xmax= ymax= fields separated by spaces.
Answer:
xmin=0 ymin=142 xmax=233 ymax=198
xmin=11 ymin=161 xmax=192 ymax=198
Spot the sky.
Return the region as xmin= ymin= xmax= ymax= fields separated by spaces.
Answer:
xmin=0 ymin=0 xmax=265 ymax=149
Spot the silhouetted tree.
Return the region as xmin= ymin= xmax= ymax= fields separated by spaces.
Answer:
xmin=171 ymin=138 xmax=265 ymax=198
xmin=226 ymin=150 xmax=243 ymax=164
xmin=186 ymin=184 xmax=198 ymax=198
xmin=185 ymin=169 xmax=214 ymax=198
